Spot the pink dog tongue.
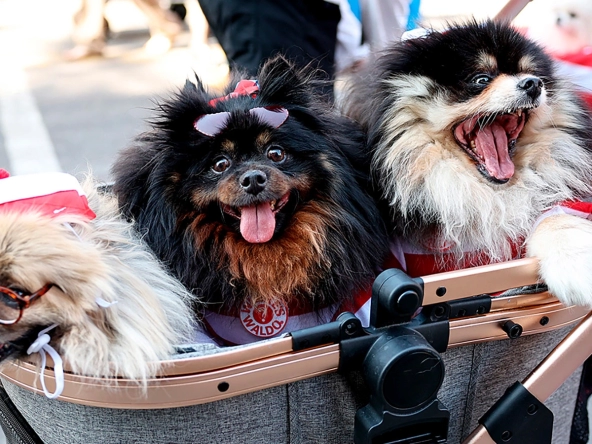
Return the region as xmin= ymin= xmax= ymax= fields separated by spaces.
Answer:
xmin=240 ymin=202 xmax=276 ymax=243
xmin=474 ymin=121 xmax=515 ymax=181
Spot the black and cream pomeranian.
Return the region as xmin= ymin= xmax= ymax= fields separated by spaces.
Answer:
xmin=344 ymin=20 xmax=592 ymax=307
xmin=113 ymin=55 xmax=388 ymax=344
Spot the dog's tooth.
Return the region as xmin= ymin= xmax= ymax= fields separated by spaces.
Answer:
xmin=270 ymin=200 xmax=276 ymax=210
xmin=517 ymin=109 xmax=522 ymax=117
xmin=470 ymin=140 xmax=476 ymax=149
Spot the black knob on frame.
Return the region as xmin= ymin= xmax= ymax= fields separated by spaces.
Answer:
xmin=502 ymin=320 xmax=523 ymax=339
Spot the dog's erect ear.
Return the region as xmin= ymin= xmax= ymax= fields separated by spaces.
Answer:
xmin=183 ymin=75 xmax=207 ymax=95
xmin=183 ymin=79 xmax=197 ymax=93
xmin=153 ymin=74 xmax=211 ymax=127
xmin=256 ymin=55 xmax=314 ymax=106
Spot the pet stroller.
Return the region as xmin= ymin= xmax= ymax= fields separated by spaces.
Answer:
xmin=1 ymin=0 xmax=591 ymax=442
xmin=0 ymin=256 xmax=589 ymax=443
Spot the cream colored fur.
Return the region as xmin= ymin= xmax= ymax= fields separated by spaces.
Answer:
xmin=0 ymin=178 xmax=197 ymax=384
xmin=373 ymin=75 xmax=592 ymax=265
xmin=355 ymin=64 xmax=592 ymax=308
xmin=527 ymin=214 xmax=592 ymax=307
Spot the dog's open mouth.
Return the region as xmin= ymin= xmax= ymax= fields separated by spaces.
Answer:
xmin=221 ymin=191 xmax=291 ymax=243
xmin=453 ymin=109 xmax=527 ymax=183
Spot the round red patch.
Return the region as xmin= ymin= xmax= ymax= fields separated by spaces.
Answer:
xmin=239 ymin=299 xmax=289 ymax=338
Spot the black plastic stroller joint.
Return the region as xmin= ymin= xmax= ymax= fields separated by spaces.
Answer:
xmin=291 ymin=266 xmax=555 ymax=443
xmin=352 ymin=269 xmax=449 ymax=444
xmin=292 ymin=268 xmax=451 ymax=443
xmin=480 ymin=382 xmax=553 ymax=444
xmin=354 ymin=327 xmax=448 ymax=444
xmin=370 ymin=268 xmax=425 ymax=328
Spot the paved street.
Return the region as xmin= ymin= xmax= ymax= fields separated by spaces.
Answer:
xmin=0 ymin=0 xmax=227 ymax=182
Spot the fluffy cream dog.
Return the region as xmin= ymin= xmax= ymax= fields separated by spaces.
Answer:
xmin=523 ymin=0 xmax=592 ymax=55
xmin=344 ymin=21 xmax=592 ymax=307
xmin=0 ymin=174 xmax=197 ymax=385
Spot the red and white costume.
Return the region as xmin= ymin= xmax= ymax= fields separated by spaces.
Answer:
xmin=382 ymin=201 xmax=591 ymax=277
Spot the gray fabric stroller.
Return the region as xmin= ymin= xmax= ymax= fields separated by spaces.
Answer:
xmin=0 ymin=256 xmax=589 ymax=444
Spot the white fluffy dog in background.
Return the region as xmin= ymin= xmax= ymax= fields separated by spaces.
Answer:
xmin=521 ymin=0 xmax=592 ymax=55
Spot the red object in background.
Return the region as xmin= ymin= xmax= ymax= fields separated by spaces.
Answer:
xmin=0 ymin=172 xmax=96 ymax=220
xmin=553 ymin=48 xmax=592 ymax=110
xmin=556 ymin=49 xmax=592 ymax=66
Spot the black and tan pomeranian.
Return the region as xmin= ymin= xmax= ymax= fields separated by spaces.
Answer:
xmin=113 ymin=56 xmax=388 ymax=344
xmin=344 ymin=20 xmax=592 ymax=307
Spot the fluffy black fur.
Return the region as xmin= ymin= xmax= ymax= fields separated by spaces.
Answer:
xmin=112 ymin=55 xmax=388 ymax=313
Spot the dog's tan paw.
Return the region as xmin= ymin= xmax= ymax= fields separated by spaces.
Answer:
xmin=527 ymin=214 xmax=592 ymax=308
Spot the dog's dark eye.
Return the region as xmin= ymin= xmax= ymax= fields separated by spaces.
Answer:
xmin=7 ymin=286 xmax=26 ymax=297
xmin=472 ymin=75 xmax=492 ymax=85
xmin=212 ymin=157 xmax=231 ymax=173
xmin=267 ymin=146 xmax=285 ymax=163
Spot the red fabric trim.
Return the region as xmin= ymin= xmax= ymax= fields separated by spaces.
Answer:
xmin=582 ymin=94 xmax=592 ymax=111
xmin=558 ymin=200 xmax=592 ymax=214
xmin=339 ymin=287 xmax=372 ymax=314
xmin=382 ymin=252 xmax=401 ymax=271
xmin=0 ymin=190 xmax=96 ymax=220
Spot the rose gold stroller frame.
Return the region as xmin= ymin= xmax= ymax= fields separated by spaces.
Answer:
xmin=464 ymin=309 xmax=592 ymax=443
xmin=0 ymin=257 xmax=588 ymax=412
xmin=494 ymin=0 xmax=533 ymax=22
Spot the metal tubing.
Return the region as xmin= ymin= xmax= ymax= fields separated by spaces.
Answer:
xmin=494 ymin=0 xmax=533 ymax=22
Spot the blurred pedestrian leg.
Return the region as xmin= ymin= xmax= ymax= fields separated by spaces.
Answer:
xmin=135 ymin=0 xmax=184 ymax=56
xmin=67 ymin=0 xmax=107 ymax=60
xmin=66 ymin=0 xmax=184 ymax=61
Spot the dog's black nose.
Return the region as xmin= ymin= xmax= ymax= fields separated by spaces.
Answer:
xmin=517 ymin=77 xmax=543 ymax=100
xmin=240 ymin=170 xmax=267 ymax=195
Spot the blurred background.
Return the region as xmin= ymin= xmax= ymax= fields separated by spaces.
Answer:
xmin=0 ymin=0 xmax=590 ymax=183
